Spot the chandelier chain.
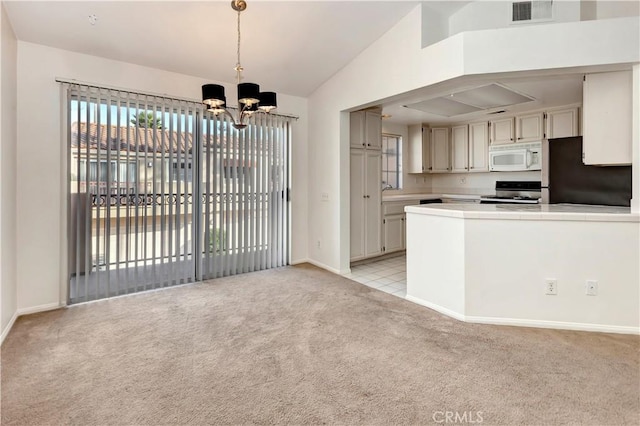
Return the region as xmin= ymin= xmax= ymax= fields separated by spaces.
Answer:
xmin=235 ymin=8 xmax=242 ymax=84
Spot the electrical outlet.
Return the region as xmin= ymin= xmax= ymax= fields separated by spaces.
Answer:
xmin=321 ymin=192 xmax=329 ymax=202
xmin=586 ymin=280 xmax=598 ymax=296
xmin=459 ymin=176 xmax=467 ymax=184
xmin=545 ymin=279 xmax=558 ymax=295
xmin=317 ymin=240 xmax=321 ymax=249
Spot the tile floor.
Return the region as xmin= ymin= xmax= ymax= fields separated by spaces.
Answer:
xmin=344 ymin=254 xmax=407 ymax=298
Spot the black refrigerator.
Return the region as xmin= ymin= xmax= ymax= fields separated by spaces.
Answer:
xmin=542 ymin=136 xmax=632 ymax=207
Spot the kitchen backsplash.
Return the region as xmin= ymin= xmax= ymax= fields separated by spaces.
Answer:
xmin=430 ymin=171 xmax=541 ymax=195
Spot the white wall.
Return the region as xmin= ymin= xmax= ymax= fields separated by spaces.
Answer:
xmin=381 ymin=121 xmax=432 ymax=194
xmin=15 ymin=42 xmax=308 ymax=312
xmin=464 ymin=218 xmax=639 ymax=331
xmin=406 ymin=211 xmax=640 ymax=333
xmin=0 ymin=2 xmax=18 ymax=342
xmin=421 ymin=3 xmax=449 ymax=47
xmin=449 ymin=0 xmax=582 ymax=37
xmin=308 ymin=6 xmax=465 ymax=273
xmin=307 ymin=1 xmax=639 ymax=274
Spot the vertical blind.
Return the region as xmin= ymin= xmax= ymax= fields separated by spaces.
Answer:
xmin=65 ymin=82 xmax=292 ymax=304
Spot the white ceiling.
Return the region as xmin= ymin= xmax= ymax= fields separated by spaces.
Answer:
xmin=381 ymin=74 xmax=585 ymax=126
xmin=4 ymin=0 xmax=419 ymax=97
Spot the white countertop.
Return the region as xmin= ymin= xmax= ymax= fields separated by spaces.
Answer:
xmin=405 ymin=203 xmax=640 ymax=222
xmin=382 ymin=193 xmax=481 ymax=202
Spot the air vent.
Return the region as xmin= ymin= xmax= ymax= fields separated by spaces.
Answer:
xmin=512 ymin=1 xmax=552 ymax=22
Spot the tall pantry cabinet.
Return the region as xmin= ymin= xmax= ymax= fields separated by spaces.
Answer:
xmin=350 ymin=109 xmax=382 ymax=261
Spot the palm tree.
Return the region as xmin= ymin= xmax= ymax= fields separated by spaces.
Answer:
xmin=131 ymin=111 xmax=162 ymax=129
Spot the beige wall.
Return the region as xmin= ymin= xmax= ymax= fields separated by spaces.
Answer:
xmin=1 ymin=2 xmax=18 ymax=342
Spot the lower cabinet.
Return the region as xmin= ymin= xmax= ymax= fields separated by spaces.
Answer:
xmin=381 ymin=200 xmax=420 ymax=254
xmin=383 ymin=214 xmax=405 ymax=253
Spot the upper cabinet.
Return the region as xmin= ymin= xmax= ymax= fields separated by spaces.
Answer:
xmin=450 ymin=125 xmax=469 ymax=173
xmin=545 ymin=107 xmax=579 ymax=139
xmin=490 ymin=113 xmax=543 ymax=145
xmin=408 ymin=125 xmax=431 ymax=173
xmin=516 ymin=112 xmax=544 ymax=143
xmin=350 ymin=110 xmax=381 ymax=150
xmin=468 ymin=121 xmax=489 ymax=172
xmin=406 ymin=104 xmax=581 ymax=174
xmin=583 ymin=71 xmax=632 ymax=165
xmin=431 ymin=128 xmax=450 ymax=173
xmin=489 ymin=117 xmax=515 ymax=145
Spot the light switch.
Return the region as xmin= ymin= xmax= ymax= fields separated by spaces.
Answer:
xmin=321 ymin=192 xmax=329 ymax=201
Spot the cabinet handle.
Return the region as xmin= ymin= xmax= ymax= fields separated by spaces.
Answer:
xmin=517 ymin=137 xmax=523 ymax=140
xmin=510 ymin=138 xmax=514 ymax=141
xmin=363 ymin=195 xmax=367 ymax=198
xmin=367 ymin=143 xmax=371 ymax=146
xmin=362 ymin=143 xmax=365 ymax=147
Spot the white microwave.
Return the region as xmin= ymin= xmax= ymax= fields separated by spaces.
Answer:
xmin=489 ymin=142 xmax=542 ymax=172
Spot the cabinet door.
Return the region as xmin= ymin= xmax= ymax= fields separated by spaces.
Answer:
xmin=546 ymin=108 xmax=579 ymax=139
xmin=583 ymin=71 xmax=632 ymax=165
xmin=468 ymin=121 xmax=489 ymax=172
xmin=365 ymin=111 xmax=382 ymax=150
xmin=349 ymin=149 xmax=366 ymax=260
xmin=383 ymin=214 xmax=405 ymax=253
xmin=451 ymin=125 xmax=469 ymax=172
xmin=365 ymin=151 xmax=382 ymax=257
xmin=422 ymin=126 xmax=431 ymax=173
xmin=407 ymin=125 xmax=423 ymax=173
xmin=431 ymin=128 xmax=450 ymax=173
xmin=516 ymin=112 xmax=544 ymax=143
xmin=408 ymin=125 xmax=431 ymax=173
xmin=350 ymin=111 xmax=365 ymax=149
xmin=489 ymin=117 xmax=514 ymax=145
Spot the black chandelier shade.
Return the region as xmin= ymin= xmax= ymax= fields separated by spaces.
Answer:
xmin=258 ymin=91 xmax=277 ymax=112
xmin=202 ymin=83 xmax=277 ymax=113
xmin=237 ymin=83 xmax=260 ymax=105
xmin=202 ymin=84 xmax=226 ymax=107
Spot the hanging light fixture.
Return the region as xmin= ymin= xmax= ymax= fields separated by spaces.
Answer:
xmin=202 ymin=0 xmax=277 ymax=130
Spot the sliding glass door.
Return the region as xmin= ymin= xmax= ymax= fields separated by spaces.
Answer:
xmin=66 ymin=84 xmax=290 ymax=304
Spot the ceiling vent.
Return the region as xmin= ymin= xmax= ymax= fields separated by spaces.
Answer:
xmin=404 ymin=84 xmax=535 ymax=117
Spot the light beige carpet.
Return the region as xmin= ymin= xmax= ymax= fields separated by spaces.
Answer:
xmin=1 ymin=264 xmax=638 ymax=425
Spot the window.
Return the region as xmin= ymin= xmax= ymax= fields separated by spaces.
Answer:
xmin=172 ymin=160 xmax=193 ymax=182
xmin=381 ymin=134 xmax=402 ymax=190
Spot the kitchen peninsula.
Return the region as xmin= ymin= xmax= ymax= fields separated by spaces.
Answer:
xmin=405 ymin=203 xmax=640 ymax=334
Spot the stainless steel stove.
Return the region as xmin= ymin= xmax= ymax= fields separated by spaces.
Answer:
xmin=480 ymin=181 xmax=542 ymax=204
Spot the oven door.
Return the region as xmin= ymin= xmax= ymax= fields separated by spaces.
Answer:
xmin=489 ymin=149 xmax=528 ymax=172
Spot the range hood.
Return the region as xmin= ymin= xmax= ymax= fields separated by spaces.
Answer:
xmin=404 ymin=83 xmax=535 ymax=117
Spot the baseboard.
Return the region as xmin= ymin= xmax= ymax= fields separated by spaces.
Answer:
xmin=405 ymin=295 xmax=466 ymax=322
xmin=465 ymin=316 xmax=640 ymax=335
xmin=0 ymin=310 xmax=19 ymax=346
xmin=299 ymin=258 xmax=346 ymax=275
xmin=406 ymin=294 xmax=639 ymax=335
xmin=17 ymin=302 xmax=64 ymax=317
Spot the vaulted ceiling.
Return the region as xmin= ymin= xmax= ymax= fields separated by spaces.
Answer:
xmin=4 ymin=0 xmax=419 ymax=97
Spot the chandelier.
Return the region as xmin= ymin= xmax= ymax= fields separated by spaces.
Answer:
xmin=201 ymin=0 xmax=277 ymax=130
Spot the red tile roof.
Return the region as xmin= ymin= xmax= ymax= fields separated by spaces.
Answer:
xmin=71 ymin=122 xmax=232 ymax=153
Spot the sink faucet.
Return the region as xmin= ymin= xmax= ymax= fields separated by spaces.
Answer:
xmin=382 ymin=183 xmax=393 ymax=191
